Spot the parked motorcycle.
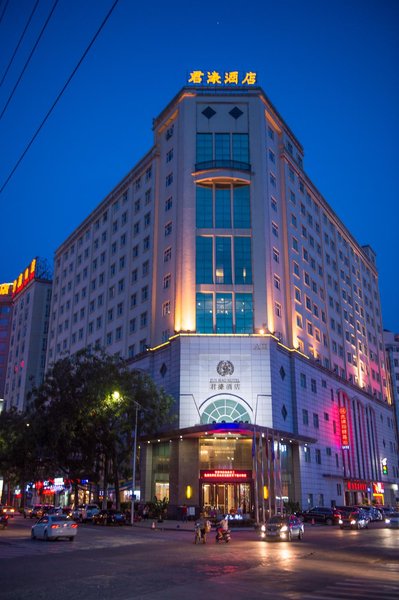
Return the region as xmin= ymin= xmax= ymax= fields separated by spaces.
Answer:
xmin=215 ymin=528 xmax=231 ymax=543
xmin=0 ymin=515 xmax=9 ymax=530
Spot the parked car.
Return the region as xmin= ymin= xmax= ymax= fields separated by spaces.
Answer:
xmin=30 ymin=504 xmax=53 ymax=519
xmin=0 ymin=505 xmax=16 ymax=518
xmin=385 ymin=512 xmax=399 ymax=529
xmin=73 ymin=503 xmax=100 ymax=523
xmin=339 ymin=510 xmax=369 ymax=529
xmin=31 ymin=515 xmax=78 ymax=541
xmin=354 ymin=505 xmax=381 ymax=522
xmin=22 ymin=506 xmax=33 ymax=518
xmin=260 ymin=515 xmax=304 ymax=542
xmin=92 ymin=509 xmax=127 ymax=526
xmin=298 ymin=506 xmax=341 ymax=525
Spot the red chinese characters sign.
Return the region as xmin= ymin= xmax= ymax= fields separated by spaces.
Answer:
xmin=12 ymin=258 xmax=36 ymax=297
xmin=346 ymin=481 xmax=367 ymax=492
xmin=339 ymin=407 xmax=350 ymax=448
xmin=200 ymin=469 xmax=252 ymax=482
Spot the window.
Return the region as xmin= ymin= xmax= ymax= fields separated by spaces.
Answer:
xmin=272 ymin=222 xmax=278 ymax=237
xmin=315 ymin=449 xmax=321 ymax=464
xmin=274 ymin=274 xmax=281 ymax=290
xmin=162 ymin=301 xmax=171 ymax=316
xmin=129 ymin=318 xmax=136 ymax=333
xmin=140 ymin=312 xmax=147 ymax=328
xmin=300 ymin=373 xmax=306 ymax=388
xmin=142 ymin=260 xmax=149 ymax=276
xmin=273 ymin=247 xmax=279 ymax=263
xmin=235 ymin=293 xmax=253 ymax=333
xmin=141 ymin=286 xmax=148 ymax=302
xmin=313 ymin=413 xmax=319 ymax=428
xmin=311 ymin=378 xmax=317 ymax=393
xmin=166 ymin=173 xmax=173 ymax=186
xmin=165 ymin=197 xmax=173 ymax=212
xmin=144 ymin=212 xmax=151 ymax=227
xmin=163 ymin=274 xmax=171 ymax=289
xmin=302 ymin=409 xmax=309 ymax=425
xmin=275 ymin=302 xmax=282 ymax=317
xmin=216 ymin=237 xmax=232 ymax=283
xmin=216 ymin=293 xmax=233 ymax=333
xmin=165 ymin=222 xmax=172 ymax=236
xmin=304 ymin=447 xmax=311 ymax=463
xmin=164 ymin=247 xmax=172 ymax=263
xmin=196 ymin=292 xmax=213 ymax=333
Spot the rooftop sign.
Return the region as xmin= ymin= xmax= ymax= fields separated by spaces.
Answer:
xmin=12 ymin=258 xmax=37 ymax=297
xmin=188 ymin=70 xmax=257 ymax=86
xmin=0 ymin=283 xmax=12 ymax=295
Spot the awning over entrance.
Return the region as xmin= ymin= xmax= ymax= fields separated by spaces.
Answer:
xmin=140 ymin=422 xmax=316 ymax=445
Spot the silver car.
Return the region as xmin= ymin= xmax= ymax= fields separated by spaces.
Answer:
xmin=261 ymin=515 xmax=304 ymax=541
xmin=385 ymin=512 xmax=399 ymax=529
xmin=31 ymin=515 xmax=78 ymax=541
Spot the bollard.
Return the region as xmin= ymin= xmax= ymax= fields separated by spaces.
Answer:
xmin=311 ymin=517 xmax=315 ymax=526
xmin=151 ymin=521 xmax=156 ymax=529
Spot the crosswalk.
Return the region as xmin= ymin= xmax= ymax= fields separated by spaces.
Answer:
xmin=301 ymin=576 xmax=399 ymax=600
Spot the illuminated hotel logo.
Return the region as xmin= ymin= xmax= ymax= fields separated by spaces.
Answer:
xmin=339 ymin=406 xmax=350 ymax=449
xmin=188 ymin=70 xmax=257 ymax=86
xmin=12 ymin=258 xmax=37 ymax=297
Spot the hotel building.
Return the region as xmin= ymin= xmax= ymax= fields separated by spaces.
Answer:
xmin=4 ymin=259 xmax=52 ymax=412
xmin=46 ymin=76 xmax=399 ymax=515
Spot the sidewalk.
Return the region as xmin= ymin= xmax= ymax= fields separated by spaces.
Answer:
xmin=131 ymin=519 xmax=255 ymax=532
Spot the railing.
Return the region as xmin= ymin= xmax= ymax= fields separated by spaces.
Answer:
xmin=195 ymin=160 xmax=251 ymax=172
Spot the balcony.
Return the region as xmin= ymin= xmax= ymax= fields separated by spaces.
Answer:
xmin=193 ymin=160 xmax=251 ymax=185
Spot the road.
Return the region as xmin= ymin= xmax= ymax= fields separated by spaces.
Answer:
xmin=0 ymin=516 xmax=398 ymax=599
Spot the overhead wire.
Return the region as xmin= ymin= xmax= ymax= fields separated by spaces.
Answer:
xmin=0 ymin=0 xmax=60 ymax=121
xmin=0 ymin=0 xmax=10 ymax=26
xmin=0 ymin=0 xmax=41 ymax=88
xmin=0 ymin=0 xmax=120 ymax=196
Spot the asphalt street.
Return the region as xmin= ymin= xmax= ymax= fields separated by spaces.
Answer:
xmin=0 ymin=516 xmax=398 ymax=600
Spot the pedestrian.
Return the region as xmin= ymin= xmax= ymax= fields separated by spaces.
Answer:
xmin=182 ymin=504 xmax=188 ymax=522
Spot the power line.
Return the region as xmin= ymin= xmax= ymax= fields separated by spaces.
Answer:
xmin=0 ymin=0 xmax=40 ymax=88
xmin=0 ymin=0 xmax=60 ymax=122
xmin=0 ymin=0 xmax=120 ymax=196
xmin=0 ymin=0 xmax=10 ymax=26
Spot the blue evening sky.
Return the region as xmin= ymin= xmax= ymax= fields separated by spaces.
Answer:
xmin=0 ymin=0 xmax=398 ymax=330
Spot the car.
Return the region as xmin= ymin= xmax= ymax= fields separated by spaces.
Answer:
xmin=260 ymin=515 xmax=304 ymax=541
xmin=92 ymin=509 xmax=127 ymax=526
xmin=21 ymin=506 xmax=33 ymax=518
xmin=30 ymin=504 xmax=53 ymax=519
xmin=298 ymin=506 xmax=341 ymax=525
xmin=31 ymin=515 xmax=78 ymax=541
xmin=339 ymin=509 xmax=369 ymax=529
xmin=74 ymin=503 xmax=100 ymax=523
xmin=385 ymin=512 xmax=399 ymax=529
xmin=0 ymin=505 xmax=16 ymax=518
xmin=354 ymin=505 xmax=381 ymax=522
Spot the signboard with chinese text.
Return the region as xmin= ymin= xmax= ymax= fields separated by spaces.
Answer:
xmin=339 ymin=406 xmax=350 ymax=449
xmin=0 ymin=283 xmax=12 ymax=295
xmin=200 ymin=469 xmax=252 ymax=482
xmin=188 ymin=70 xmax=257 ymax=86
xmin=346 ymin=480 xmax=368 ymax=492
xmin=12 ymin=258 xmax=37 ymax=297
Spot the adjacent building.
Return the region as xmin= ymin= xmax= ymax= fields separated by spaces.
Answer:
xmin=0 ymin=282 xmax=13 ymax=406
xmin=46 ymin=75 xmax=399 ymax=515
xmin=4 ymin=259 xmax=52 ymax=412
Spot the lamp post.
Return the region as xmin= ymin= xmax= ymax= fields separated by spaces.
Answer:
xmin=131 ymin=400 xmax=139 ymax=526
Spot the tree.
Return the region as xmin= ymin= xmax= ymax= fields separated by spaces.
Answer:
xmin=29 ymin=348 xmax=175 ymax=508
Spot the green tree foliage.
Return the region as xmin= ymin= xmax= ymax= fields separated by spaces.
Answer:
xmin=3 ymin=349 xmax=175 ymax=508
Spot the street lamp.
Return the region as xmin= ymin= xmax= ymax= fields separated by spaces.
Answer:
xmin=112 ymin=391 xmax=142 ymax=526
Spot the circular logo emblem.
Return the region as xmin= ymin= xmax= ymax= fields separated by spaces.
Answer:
xmin=216 ymin=360 xmax=234 ymax=377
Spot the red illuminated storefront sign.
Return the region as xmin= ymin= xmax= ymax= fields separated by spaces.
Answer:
xmin=200 ymin=469 xmax=252 ymax=482
xmin=346 ymin=481 xmax=367 ymax=492
xmin=372 ymin=482 xmax=384 ymax=495
xmin=12 ymin=258 xmax=36 ymax=297
xmin=339 ymin=407 xmax=350 ymax=448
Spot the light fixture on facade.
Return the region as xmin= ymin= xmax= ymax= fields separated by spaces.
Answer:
xmin=186 ymin=485 xmax=192 ymax=499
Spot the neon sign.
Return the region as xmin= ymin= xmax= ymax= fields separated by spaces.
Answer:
xmin=188 ymin=70 xmax=257 ymax=86
xmin=0 ymin=283 xmax=12 ymax=295
xmin=346 ymin=481 xmax=367 ymax=492
xmin=372 ymin=482 xmax=384 ymax=495
xmin=339 ymin=406 xmax=350 ymax=449
xmin=12 ymin=258 xmax=36 ymax=297
xmin=200 ymin=469 xmax=252 ymax=481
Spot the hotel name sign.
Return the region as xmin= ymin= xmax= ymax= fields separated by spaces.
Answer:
xmin=209 ymin=360 xmax=240 ymax=391
xmin=188 ymin=70 xmax=257 ymax=86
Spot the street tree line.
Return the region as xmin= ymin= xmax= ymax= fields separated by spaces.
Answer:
xmin=0 ymin=349 xmax=175 ymax=509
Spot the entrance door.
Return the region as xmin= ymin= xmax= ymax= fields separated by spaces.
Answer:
xmin=202 ymin=483 xmax=251 ymax=515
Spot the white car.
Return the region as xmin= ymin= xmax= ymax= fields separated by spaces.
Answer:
xmin=31 ymin=515 xmax=78 ymax=541
xmin=385 ymin=512 xmax=399 ymax=529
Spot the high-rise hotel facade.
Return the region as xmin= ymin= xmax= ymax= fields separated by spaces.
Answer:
xmin=47 ymin=76 xmax=399 ymax=515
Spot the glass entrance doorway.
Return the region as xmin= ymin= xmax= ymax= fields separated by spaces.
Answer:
xmin=202 ymin=483 xmax=251 ymax=516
